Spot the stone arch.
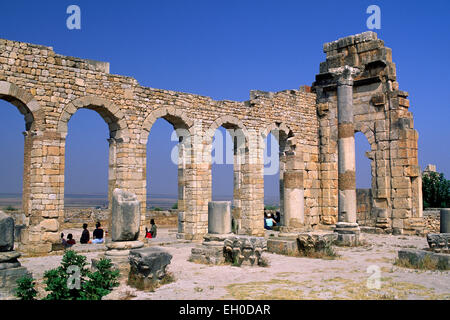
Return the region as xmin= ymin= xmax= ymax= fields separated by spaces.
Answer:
xmin=57 ymin=96 xmax=130 ymax=142
xmin=205 ymin=115 xmax=250 ymax=146
xmin=0 ymin=81 xmax=43 ymax=130
xmin=140 ymin=106 xmax=195 ymax=144
xmin=354 ymin=123 xmax=376 ymax=152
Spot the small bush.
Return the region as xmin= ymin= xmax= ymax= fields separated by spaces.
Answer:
xmin=15 ymin=275 xmax=38 ymax=300
xmin=171 ymin=202 xmax=178 ymax=210
xmin=42 ymin=250 xmax=119 ymax=300
xmin=4 ymin=205 xmax=17 ymax=211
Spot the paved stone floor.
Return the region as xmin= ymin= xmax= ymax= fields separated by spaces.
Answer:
xmin=19 ymin=230 xmax=450 ymax=300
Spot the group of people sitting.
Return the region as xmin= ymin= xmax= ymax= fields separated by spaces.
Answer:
xmin=264 ymin=210 xmax=280 ymax=230
xmin=60 ymin=220 xmax=158 ymax=248
xmin=60 ymin=221 xmax=105 ymax=248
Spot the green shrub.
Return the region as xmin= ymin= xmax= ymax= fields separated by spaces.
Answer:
xmin=15 ymin=275 xmax=38 ymax=300
xmin=42 ymin=250 xmax=119 ymax=300
xmin=4 ymin=205 xmax=17 ymax=211
xmin=171 ymin=202 xmax=178 ymax=210
xmin=422 ymin=171 xmax=450 ymax=208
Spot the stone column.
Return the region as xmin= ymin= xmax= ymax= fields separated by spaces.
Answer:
xmin=333 ymin=66 xmax=360 ymax=244
xmin=283 ymin=151 xmax=305 ymax=229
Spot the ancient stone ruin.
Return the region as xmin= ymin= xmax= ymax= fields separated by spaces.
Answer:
xmin=0 ymin=31 xmax=423 ymax=254
xmin=0 ymin=211 xmax=30 ymax=298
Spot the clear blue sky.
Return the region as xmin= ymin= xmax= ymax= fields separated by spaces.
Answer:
xmin=0 ymin=0 xmax=449 ymax=203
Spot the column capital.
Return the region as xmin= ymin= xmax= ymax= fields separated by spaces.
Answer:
xmin=329 ymin=65 xmax=361 ymax=86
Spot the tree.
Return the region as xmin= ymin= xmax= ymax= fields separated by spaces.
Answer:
xmin=422 ymin=171 xmax=450 ymax=208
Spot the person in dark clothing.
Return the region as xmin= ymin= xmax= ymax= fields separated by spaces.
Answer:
xmin=92 ymin=222 xmax=104 ymax=244
xmin=61 ymin=232 xmax=69 ymax=248
xmin=145 ymin=219 xmax=157 ymax=239
xmin=66 ymin=233 xmax=76 ymax=246
xmin=80 ymin=223 xmax=90 ymax=244
xmin=274 ymin=211 xmax=281 ymax=224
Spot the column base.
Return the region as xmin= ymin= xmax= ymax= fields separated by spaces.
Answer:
xmin=335 ymin=222 xmax=360 ymax=246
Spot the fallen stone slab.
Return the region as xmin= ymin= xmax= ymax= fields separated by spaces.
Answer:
xmin=128 ymin=247 xmax=173 ymax=290
xmin=0 ymin=266 xmax=31 ymax=299
xmin=398 ymin=249 xmax=450 ymax=270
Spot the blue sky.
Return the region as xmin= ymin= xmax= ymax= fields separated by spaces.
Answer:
xmin=0 ymin=0 xmax=449 ymax=203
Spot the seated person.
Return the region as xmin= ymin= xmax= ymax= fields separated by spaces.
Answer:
xmin=264 ymin=213 xmax=277 ymax=230
xmin=61 ymin=232 xmax=68 ymax=247
xmin=66 ymin=233 xmax=76 ymax=246
xmin=145 ymin=219 xmax=157 ymax=239
xmin=92 ymin=222 xmax=104 ymax=244
xmin=80 ymin=223 xmax=90 ymax=244
xmin=274 ymin=211 xmax=281 ymax=224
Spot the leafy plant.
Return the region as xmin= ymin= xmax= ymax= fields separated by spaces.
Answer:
xmin=4 ymin=205 xmax=17 ymax=211
xmin=41 ymin=250 xmax=119 ymax=300
xmin=422 ymin=171 xmax=450 ymax=208
xmin=15 ymin=275 xmax=38 ymax=300
xmin=171 ymin=202 xmax=178 ymax=210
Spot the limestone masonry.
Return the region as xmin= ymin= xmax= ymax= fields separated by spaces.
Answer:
xmin=0 ymin=31 xmax=423 ymax=254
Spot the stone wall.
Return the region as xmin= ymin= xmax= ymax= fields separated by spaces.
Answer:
xmin=313 ymin=32 xmax=423 ymax=235
xmin=0 ymin=31 xmax=424 ymax=253
xmin=356 ymin=189 xmax=375 ymax=226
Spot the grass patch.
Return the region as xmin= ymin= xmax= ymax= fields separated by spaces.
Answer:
xmin=291 ymin=246 xmax=340 ymax=260
xmin=394 ymin=256 xmax=449 ymax=271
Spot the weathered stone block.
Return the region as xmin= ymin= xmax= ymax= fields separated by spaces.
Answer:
xmin=0 ymin=266 xmax=31 ymax=299
xmin=267 ymin=238 xmax=298 ymax=255
xmin=0 ymin=211 xmax=14 ymax=252
xmin=208 ymin=201 xmax=232 ymax=234
xmin=128 ymin=247 xmax=172 ymax=290
xmin=223 ymin=235 xmax=266 ymax=266
xmin=111 ymin=189 xmax=141 ymax=241
xmin=297 ymin=233 xmax=338 ymax=253
xmin=426 ymin=233 xmax=450 ymax=251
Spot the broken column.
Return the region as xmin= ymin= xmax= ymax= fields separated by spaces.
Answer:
xmin=208 ymin=201 xmax=232 ymax=234
xmin=441 ymin=208 xmax=450 ymax=234
xmin=332 ymin=66 xmax=361 ymax=245
xmin=0 ymin=211 xmax=31 ymax=299
xmin=189 ymin=201 xmax=232 ymax=264
xmin=101 ymin=189 xmax=143 ymax=279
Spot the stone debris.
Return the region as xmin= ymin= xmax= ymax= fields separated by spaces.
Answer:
xmin=223 ymin=235 xmax=267 ymax=266
xmin=128 ymin=247 xmax=172 ymax=290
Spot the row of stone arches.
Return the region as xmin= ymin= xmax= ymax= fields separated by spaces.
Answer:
xmin=0 ymin=81 xmax=306 ymax=250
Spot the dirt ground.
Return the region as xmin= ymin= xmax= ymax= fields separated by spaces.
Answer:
xmin=20 ymin=229 xmax=450 ymax=300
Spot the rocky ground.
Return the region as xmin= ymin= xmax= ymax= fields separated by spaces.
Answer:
xmin=20 ymin=229 xmax=450 ymax=300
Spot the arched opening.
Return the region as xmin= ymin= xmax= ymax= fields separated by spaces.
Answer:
xmin=64 ymin=109 xmax=109 ymax=231
xmin=207 ymin=118 xmax=248 ymax=234
xmin=144 ymin=111 xmax=191 ymax=236
xmin=0 ymin=100 xmax=25 ymax=212
xmin=263 ymin=132 xmax=281 ymax=228
xmin=0 ymin=82 xmax=39 ymax=247
xmin=146 ymin=118 xmax=180 ymax=229
xmin=59 ymin=97 xmax=128 ymax=241
xmin=262 ymin=125 xmax=302 ymax=230
xmin=355 ymin=131 xmax=375 ymax=226
xmin=211 ymin=126 xmax=234 ymax=202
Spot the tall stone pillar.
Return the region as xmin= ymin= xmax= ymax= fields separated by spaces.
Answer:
xmin=283 ymin=151 xmax=304 ymax=229
xmin=333 ymin=66 xmax=360 ymax=244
